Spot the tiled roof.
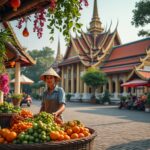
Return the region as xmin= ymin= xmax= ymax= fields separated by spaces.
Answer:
xmin=138 ymin=70 xmax=150 ymax=80
xmin=109 ymin=38 xmax=150 ymax=60
xmin=102 ymin=64 xmax=135 ymax=73
xmin=58 ymin=56 xmax=80 ymax=66
xmin=101 ymin=38 xmax=150 ymax=73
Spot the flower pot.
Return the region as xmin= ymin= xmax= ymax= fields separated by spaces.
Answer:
xmin=12 ymin=99 xmax=21 ymax=107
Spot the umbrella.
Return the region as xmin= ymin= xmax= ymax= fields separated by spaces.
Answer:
xmin=121 ymin=79 xmax=148 ymax=87
xmin=10 ymin=74 xmax=34 ymax=84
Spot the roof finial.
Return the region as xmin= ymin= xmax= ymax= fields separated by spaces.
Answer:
xmin=88 ymin=0 xmax=104 ymax=34
xmin=56 ymin=36 xmax=62 ymax=63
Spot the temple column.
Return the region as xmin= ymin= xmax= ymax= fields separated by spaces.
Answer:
xmin=108 ymin=77 xmax=112 ymax=93
xmin=71 ymin=65 xmax=74 ymax=93
xmin=123 ymin=76 xmax=127 ymax=94
xmin=83 ymin=68 xmax=87 ymax=93
xmin=61 ymin=67 xmax=64 ymax=88
xmin=103 ymin=85 xmax=106 ymax=93
xmin=115 ymin=76 xmax=119 ymax=97
xmin=76 ymin=63 xmax=80 ymax=93
xmin=66 ymin=67 xmax=69 ymax=93
xmin=14 ymin=62 xmax=21 ymax=94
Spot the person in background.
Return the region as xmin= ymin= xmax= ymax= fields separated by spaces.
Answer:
xmin=39 ymin=67 xmax=66 ymax=123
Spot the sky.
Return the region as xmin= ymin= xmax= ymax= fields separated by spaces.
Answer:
xmin=10 ymin=0 xmax=145 ymax=57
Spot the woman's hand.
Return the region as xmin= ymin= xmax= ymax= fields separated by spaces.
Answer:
xmin=52 ymin=112 xmax=59 ymax=118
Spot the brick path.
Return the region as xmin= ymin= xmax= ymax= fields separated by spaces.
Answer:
xmin=29 ymin=100 xmax=150 ymax=150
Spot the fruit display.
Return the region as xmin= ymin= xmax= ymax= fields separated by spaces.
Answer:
xmin=0 ymin=102 xmax=21 ymax=113
xmin=0 ymin=111 xmax=92 ymax=145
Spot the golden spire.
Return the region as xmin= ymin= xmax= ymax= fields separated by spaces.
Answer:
xmin=55 ymin=37 xmax=63 ymax=63
xmin=88 ymin=0 xmax=104 ymax=34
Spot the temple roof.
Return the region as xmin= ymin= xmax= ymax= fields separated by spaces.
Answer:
xmin=101 ymin=38 xmax=150 ymax=74
xmin=3 ymin=22 xmax=36 ymax=68
xmin=0 ymin=0 xmax=50 ymax=22
xmin=128 ymin=69 xmax=150 ymax=81
xmin=59 ymin=56 xmax=80 ymax=66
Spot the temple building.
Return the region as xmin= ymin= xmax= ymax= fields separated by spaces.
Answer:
xmin=54 ymin=0 xmax=150 ymax=101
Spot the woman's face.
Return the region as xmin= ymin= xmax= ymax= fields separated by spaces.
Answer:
xmin=45 ymin=75 xmax=56 ymax=87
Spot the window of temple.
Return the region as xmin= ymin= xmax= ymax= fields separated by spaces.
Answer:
xmin=112 ymin=81 xmax=115 ymax=93
xmin=89 ymin=87 xmax=92 ymax=93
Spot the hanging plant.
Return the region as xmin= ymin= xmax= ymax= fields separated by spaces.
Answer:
xmin=0 ymin=29 xmax=13 ymax=73
xmin=16 ymin=0 xmax=89 ymax=42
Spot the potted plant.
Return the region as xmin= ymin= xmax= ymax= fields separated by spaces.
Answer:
xmin=11 ymin=93 xmax=23 ymax=107
xmin=145 ymin=93 xmax=150 ymax=112
xmin=65 ymin=93 xmax=72 ymax=102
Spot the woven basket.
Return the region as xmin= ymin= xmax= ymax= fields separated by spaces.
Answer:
xmin=0 ymin=113 xmax=16 ymax=128
xmin=0 ymin=128 xmax=96 ymax=150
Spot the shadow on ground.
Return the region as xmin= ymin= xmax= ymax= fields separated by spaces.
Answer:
xmin=107 ymin=139 xmax=150 ymax=150
xmin=66 ymin=102 xmax=150 ymax=123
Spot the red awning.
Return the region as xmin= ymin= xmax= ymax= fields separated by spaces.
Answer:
xmin=121 ymin=79 xmax=150 ymax=87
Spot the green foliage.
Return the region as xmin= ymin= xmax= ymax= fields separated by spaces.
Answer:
xmin=22 ymin=47 xmax=54 ymax=83
xmin=120 ymin=95 xmax=127 ymax=102
xmin=102 ymin=90 xmax=111 ymax=104
xmin=65 ymin=93 xmax=72 ymax=101
xmin=47 ymin=0 xmax=84 ymax=42
xmin=11 ymin=93 xmax=23 ymax=101
xmin=131 ymin=0 xmax=150 ymax=37
xmin=81 ymin=67 xmax=107 ymax=88
xmin=0 ymin=29 xmax=13 ymax=72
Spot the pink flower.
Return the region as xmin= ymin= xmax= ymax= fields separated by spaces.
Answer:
xmin=0 ymin=73 xmax=10 ymax=95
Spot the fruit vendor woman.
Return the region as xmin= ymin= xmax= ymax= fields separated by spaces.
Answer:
xmin=39 ymin=67 xmax=66 ymax=121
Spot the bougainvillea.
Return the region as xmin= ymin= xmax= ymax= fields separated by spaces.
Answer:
xmin=16 ymin=0 xmax=89 ymax=42
xmin=0 ymin=73 xmax=10 ymax=95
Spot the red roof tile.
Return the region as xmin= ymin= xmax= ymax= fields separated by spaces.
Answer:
xmin=104 ymin=57 xmax=140 ymax=67
xmin=138 ymin=71 xmax=150 ymax=80
xmin=109 ymin=38 xmax=150 ymax=60
xmin=102 ymin=65 xmax=134 ymax=73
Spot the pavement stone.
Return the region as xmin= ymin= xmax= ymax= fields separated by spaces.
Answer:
xmin=28 ymin=100 xmax=150 ymax=150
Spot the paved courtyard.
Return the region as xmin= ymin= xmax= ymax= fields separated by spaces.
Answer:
xmin=29 ymin=100 xmax=150 ymax=150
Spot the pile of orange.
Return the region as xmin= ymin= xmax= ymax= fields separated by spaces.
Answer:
xmin=50 ymin=120 xmax=91 ymax=141
xmin=0 ymin=128 xmax=17 ymax=144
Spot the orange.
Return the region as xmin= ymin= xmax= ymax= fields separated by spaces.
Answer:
xmin=68 ymin=121 xmax=75 ymax=127
xmin=71 ymin=133 xmax=79 ymax=139
xmin=66 ymin=128 xmax=73 ymax=135
xmin=78 ymin=133 xmax=85 ymax=138
xmin=72 ymin=126 xmax=80 ymax=134
xmin=58 ymin=134 xmax=64 ymax=141
xmin=6 ymin=131 xmax=17 ymax=142
xmin=0 ymin=137 xmax=5 ymax=143
xmin=83 ymin=131 xmax=89 ymax=137
xmin=84 ymin=128 xmax=89 ymax=132
xmin=50 ymin=131 xmax=60 ymax=140
xmin=79 ymin=127 xmax=84 ymax=133
xmin=64 ymin=135 xmax=70 ymax=140
xmin=1 ymin=128 xmax=10 ymax=138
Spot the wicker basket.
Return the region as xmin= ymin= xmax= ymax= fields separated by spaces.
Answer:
xmin=0 ymin=113 xmax=16 ymax=128
xmin=0 ymin=128 xmax=97 ymax=150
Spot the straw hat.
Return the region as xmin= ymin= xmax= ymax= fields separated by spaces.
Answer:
xmin=40 ymin=68 xmax=61 ymax=81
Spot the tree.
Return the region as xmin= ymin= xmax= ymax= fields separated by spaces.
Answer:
xmin=81 ymin=67 xmax=107 ymax=100
xmin=131 ymin=0 xmax=150 ymax=37
xmin=22 ymin=47 xmax=54 ymax=82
